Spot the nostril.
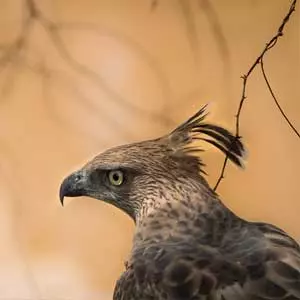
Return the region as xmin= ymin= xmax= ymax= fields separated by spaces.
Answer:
xmin=74 ymin=174 xmax=82 ymax=183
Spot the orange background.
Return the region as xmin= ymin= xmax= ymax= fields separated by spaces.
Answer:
xmin=0 ymin=0 xmax=299 ymax=299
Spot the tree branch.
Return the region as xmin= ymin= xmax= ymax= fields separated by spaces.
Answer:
xmin=214 ymin=0 xmax=298 ymax=191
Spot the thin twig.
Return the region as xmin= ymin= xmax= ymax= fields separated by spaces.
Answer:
xmin=260 ymin=57 xmax=300 ymax=138
xmin=214 ymin=0 xmax=298 ymax=191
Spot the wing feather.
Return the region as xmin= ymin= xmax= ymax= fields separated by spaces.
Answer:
xmin=114 ymin=223 xmax=300 ymax=300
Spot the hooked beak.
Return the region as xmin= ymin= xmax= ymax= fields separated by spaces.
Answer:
xmin=59 ymin=171 xmax=86 ymax=206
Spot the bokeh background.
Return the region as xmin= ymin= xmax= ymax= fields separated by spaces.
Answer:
xmin=0 ymin=0 xmax=299 ymax=299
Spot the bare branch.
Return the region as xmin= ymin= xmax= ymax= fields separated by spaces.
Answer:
xmin=214 ymin=0 xmax=298 ymax=191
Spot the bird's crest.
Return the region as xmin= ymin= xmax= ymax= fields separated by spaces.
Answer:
xmin=167 ymin=105 xmax=245 ymax=168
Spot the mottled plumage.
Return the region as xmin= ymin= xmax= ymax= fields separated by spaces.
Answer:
xmin=60 ymin=106 xmax=300 ymax=299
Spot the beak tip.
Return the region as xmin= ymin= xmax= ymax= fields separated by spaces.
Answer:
xmin=59 ymin=176 xmax=69 ymax=207
xmin=59 ymin=185 xmax=65 ymax=207
xmin=59 ymin=171 xmax=85 ymax=206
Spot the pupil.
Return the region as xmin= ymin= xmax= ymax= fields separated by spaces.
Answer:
xmin=113 ymin=173 xmax=119 ymax=181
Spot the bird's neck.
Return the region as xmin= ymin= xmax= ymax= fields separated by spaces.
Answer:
xmin=133 ymin=177 xmax=225 ymax=246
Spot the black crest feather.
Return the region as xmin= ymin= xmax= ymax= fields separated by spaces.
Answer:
xmin=169 ymin=105 xmax=245 ymax=167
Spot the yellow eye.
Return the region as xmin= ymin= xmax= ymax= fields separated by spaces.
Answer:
xmin=108 ymin=170 xmax=124 ymax=186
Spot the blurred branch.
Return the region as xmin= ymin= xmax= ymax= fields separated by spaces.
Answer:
xmin=55 ymin=21 xmax=173 ymax=106
xmin=43 ymin=22 xmax=173 ymax=126
xmin=37 ymin=62 xmax=134 ymax=141
xmin=0 ymin=0 xmax=175 ymax=129
xmin=0 ymin=0 xmax=178 ymax=297
xmin=153 ymin=0 xmax=230 ymax=95
xmin=150 ymin=0 xmax=158 ymax=11
xmin=198 ymin=0 xmax=229 ymax=65
xmin=1 ymin=57 xmax=21 ymax=97
xmin=177 ymin=0 xmax=200 ymax=64
xmin=0 ymin=3 xmax=32 ymax=74
xmin=198 ymin=0 xmax=231 ymax=97
xmin=214 ymin=0 xmax=298 ymax=191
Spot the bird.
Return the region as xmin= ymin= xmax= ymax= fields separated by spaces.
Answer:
xmin=59 ymin=105 xmax=300 ymax=300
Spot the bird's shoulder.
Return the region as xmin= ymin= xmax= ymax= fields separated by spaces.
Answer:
xmin=114 ymin=221 xmax=300 ymax=300
xmin=220 ymin=221 xmax=300 ymax=299
xmin=252 ymin=221 xmax=300 ymax=251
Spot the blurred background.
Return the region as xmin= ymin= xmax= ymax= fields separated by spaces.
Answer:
xmin=0 ymin=0 xmax=299 ymax=299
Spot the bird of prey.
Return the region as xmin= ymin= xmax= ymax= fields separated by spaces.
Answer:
xmin=59 ymin=106 xmax=300 ymax=300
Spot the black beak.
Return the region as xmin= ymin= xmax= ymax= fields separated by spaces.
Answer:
xmin=59 ymin=171 xmax=86 ymax=206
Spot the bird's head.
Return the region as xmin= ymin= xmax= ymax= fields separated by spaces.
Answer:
xmin=59 ymin=105 xmax=245 ymax=222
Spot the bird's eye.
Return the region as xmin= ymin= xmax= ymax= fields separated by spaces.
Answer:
xmin=108 ymin=170 xmax=124 ymax=186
